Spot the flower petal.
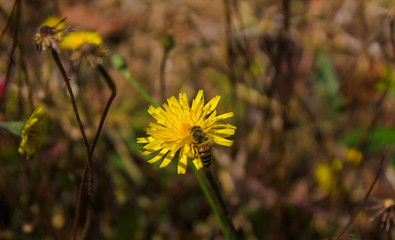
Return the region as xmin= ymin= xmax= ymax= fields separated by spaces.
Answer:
xmin=211 ymin=135 xmax=234 ymax=146
xmin=192 ymin=158 xmax=203 ymax=170
xmin=177 ymin=154 xmax=188 ymax=174
xmin=215 ymin=112 xmax=234 ymax=121
xmin=147 ymin=148 xmax=169 ymax=163
xmin=159 ymin=150 xmax=175 ymax=168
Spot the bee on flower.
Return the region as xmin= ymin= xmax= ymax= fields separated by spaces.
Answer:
xmin=18 ymin=107 xmax=48 ymax=158
xmin=34 ymin=16 xmax=71 ymax=53
xmin=137 ymin=90 xmax=236 ymax=174
xmin=59 ymin=31 xmax=108 ymax=66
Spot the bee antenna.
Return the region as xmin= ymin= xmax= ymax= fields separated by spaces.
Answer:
xmin=55 ymin=17 xmax=67 ymax=27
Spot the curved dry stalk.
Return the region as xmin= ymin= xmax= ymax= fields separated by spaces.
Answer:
xmin=72 ymin=63 xmax=116 ymax=240
xmin=50 ymin=48 xmax=94 ymax=240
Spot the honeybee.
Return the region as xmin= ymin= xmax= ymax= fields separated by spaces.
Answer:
xmin=190 ymin=126 xmax=212 ymax=168
xmin=35 ymin=17 xmax=71 ymax=53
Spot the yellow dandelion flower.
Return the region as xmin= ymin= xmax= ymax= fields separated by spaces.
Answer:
xmin=34 ymin=16 xmax=69 ymax=53
xmin=59 ymin=31 xmax=108 ymax=66
xmin=18 ymin=107 xmax=48 ymax=158
xmin=41 ymin=16 xmax=67 ymax=31
xmin=345 ymin=148 xmax=363 ymax=166
xmin=314 ymin=162 xmax=337 ymax=193
xmin=137 ymin=90 xmax=236 ymax=174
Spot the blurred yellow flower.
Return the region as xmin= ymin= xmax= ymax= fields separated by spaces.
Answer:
xmin=34 ymin=16 xmax=68 ymax=53
xmin=314 ymin=162 xmax=337 ymax=193
xmin=59 ymin=31 xmax=107 ymax=66
xmin=331 ymin=158 xmax=343 ymax=172
xmin=137 ymin=90 xmax=236 ymax=174
xmin=59 ymin=31 xmax=103 ymax=50
xmin=345 ymin=148 xmax=363 ymax=166
xmin=18 ymin=107 xmax=48 ymax=158
xmin=41 ymin=16 xmax=66 ymax=31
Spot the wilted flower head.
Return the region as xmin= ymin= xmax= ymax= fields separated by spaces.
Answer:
xmin=137 ymin=90 xmax=236 ymax=174
xmin=18 ymin=107 xmax=48 ymax=158
xmin=34 ymin=16 xmax=69 ymax=53
xmin=59 ymin=31 xmax=108 ymax=66
xmin=369 ymin=198 xmax=395 ymax=232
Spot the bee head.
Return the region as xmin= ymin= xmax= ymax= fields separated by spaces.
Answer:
xmin=39 ymin=25 xmax=55 ymax=35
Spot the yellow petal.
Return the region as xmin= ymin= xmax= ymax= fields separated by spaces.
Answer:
xmin=192 ymin=158 xmax=203 ymax=170
xmin=159 ymin=151 xmax=175 ymax=168
xmin=215 ymin=112 xmax=234 ymax=121
xmin=147 ymin=148 xmax=169 ymax=164
xmin=177 ymin=154 xmax=188 ymax=174
xmin=211 ymin=135 xmax=234 ymax=146
xmin=204 ymin=95 xmax=220 ymax=113
xmin=210 ymin=128 xmax=236 ymax=136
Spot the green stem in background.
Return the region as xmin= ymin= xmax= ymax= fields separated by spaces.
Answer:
xmin=189 ymin=159 xmax=230 ymax=240
xmin=205 ymin=169 xmax=237 ymax=239
xmin=159 ymin=50 xmax=169 ymax=103
xmin=159 ymin=35 xmax=174 ymax=102
xmin=111 ymin=53 xmax=159 ymax=108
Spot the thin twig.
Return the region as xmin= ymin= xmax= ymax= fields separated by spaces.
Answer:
xmin=78 ymin=209 xmax=91 ymax=240
xmin=356 ymin=76 xmax=389 ymax=149
xmin=334 ymin=147 xmax=386 ymax=240
xmin=50 ymin=49 xmax=91 ymax=156
xmin=0 ymin=0 xmax=17 ymax=42
xmin=222 ymin=0 xmax=236 ymax=84
xmin=72 ymin=161 xmax=88 ymax=240
xmin=72 ymin=64 xmax=116 ymax=240
xmin=94 ymin=64 xmax=116 ymax=153
xmin=0 ymin=0 xmax=19 ymax=117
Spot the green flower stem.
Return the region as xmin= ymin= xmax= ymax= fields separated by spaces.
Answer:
xmin=189 ymin=159 xmax=230 ymax=240
xmin=114 ymin=61 xmax=159 ymax=107
xmin=205 ymin=170 xmax=237 ymax=239
xmin=121 ymin=69 xmax=159 ymax=107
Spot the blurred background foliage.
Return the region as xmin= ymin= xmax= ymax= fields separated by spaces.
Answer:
xmin=2 ymin=0 xmax=395 ymax=239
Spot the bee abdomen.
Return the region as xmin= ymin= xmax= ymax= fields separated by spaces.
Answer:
xmin=197 ymin=144 xmax=212 ymax=168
